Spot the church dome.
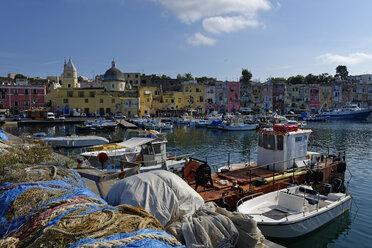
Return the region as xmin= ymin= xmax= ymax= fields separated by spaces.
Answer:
xmin=103 ymin=60 xmax=125 ymax=82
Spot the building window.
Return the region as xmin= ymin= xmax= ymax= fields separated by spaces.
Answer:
xmin=85 ymin=99 xmax=89 ymax=103
xmin=89 ymin=92 xmax=95 ymax=97
xmin=111 ymin=83 xmax=115 ymax=90
xmin=79 ymin=92 xmax=84 ymax=97
xmin=171 ymin=99 xmax=174 ymax=103
xmin=147 ymin=98 xmax=150 ymax=102
xmin=196 ymin=88 xmax=200 ymax=92
xmin=120 ymin=84 xmax=123 ymax=90
xmin=63 ymin=99 xmax=68 ymax=103
xmin=200 ymin=96 xmax=203 ymax=102
xmin=67 ymin=91 xmax=73 ymax=97
xmin=112 ymin=99 xmax=115 ymax=103
xmin=185 ymin=87 xmax=189 ymax=92
xmin=14 ymin=89 xmax=18 ymax=95
xmin=14 ymin=101 xmax=18 ymax=106
xmin=165 ymin=99 xmax=168 ymax=103
xmin=178 ymin=98 xmax=181 ymax=103
xmin=135 ymin=74 xmax=138 ymax=78
xmin=25 ymin=89 xmax=28 ymax=95
xmin=100 ymin=99 xmax=103 ymax=103
xmin=33 ymin=89 xmax=37 ymax=94
xmin=67 ymin=72 xmax=71 ymax=77
xmin=24 ymin=101 xmax=29 ymax=106
xmin=68 ymin=84 xmax=71 ymax=88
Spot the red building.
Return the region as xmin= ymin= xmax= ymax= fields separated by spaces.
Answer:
xmin=227 ymin=82 xmax=240 ymax=113
xmin=0 ymin=84 xmax=46 ymax=114
xmin=309 ymin=84 xmax=320 ymax=113
xmin=272 ymin=83 xmax=285 ymax=114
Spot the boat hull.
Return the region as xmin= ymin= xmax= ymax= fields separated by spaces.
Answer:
xmin=257 ymin=196 xmax=351 ymax=238
xmin=221 ymin=124 xmax=257 ymax=131
xmin=320 ymin=109 xmax=371 ymax=120
xmin=41 ymin=136 xmax=109 ymax=148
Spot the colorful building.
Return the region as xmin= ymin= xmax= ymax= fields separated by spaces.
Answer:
xmin=47 ymin=59 xmax=139 ymax=117
xmin=0 ymin=83 xmax=46 ymax=114
xmin=319 ymin=84 xmax=333 ymax=110
xmin=215 ymin=81 xmax=228 ymax=113
xmin=227 ymin=82 xmax=240 ymax=113
xmin=309 ymin=84 xmax=320 ymax=113
xmin=261 ymin=82 xmax=273 ymax=112
xmin=205 ymin=84 xmax=217 ymax=114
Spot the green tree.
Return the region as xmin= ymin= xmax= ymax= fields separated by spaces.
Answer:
xmin=335 ymin=65 xmax=348 ymax=80
xmin=15 ymin=74 xmax=27 ymax=79
xmin=184 ymin=73 xmax=194 ymax=81
xmin=78 ymin=76 xmax=84 ymax=82
xmin=161 ymin=75 xmax=170 ymax=79
xmin=305 ymin=74 xmax=318 ymax=84
xmin=240 ymin=69 xmax=253 ymax=82
xmin=267 ymin=77 xmax=287 ymax=83
xmin=287 ymin=75 xmax=305 ymax=84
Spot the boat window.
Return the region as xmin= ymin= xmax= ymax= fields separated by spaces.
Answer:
xmin=276 ymin=135 xmax=283 ymax=150
xmin=153 ymin=143 xmax=162 ymax=154
xmin=258 ymin=133 xmax=263 ymax=147
xmin=263 ymin=134 xmax=275 ymax=150
xmin=295 ymin=137 xmax=302 ymax=142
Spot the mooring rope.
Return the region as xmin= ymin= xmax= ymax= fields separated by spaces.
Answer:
xmin=76 ymin=233 xmax=182 ymax=248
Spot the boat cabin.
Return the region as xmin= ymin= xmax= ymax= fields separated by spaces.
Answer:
xmin=257 ymin=124 xmax=312 ymax=171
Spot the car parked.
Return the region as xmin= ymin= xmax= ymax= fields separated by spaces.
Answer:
xmin=46 ymin=112 xmax=55 ymax=121
xmin=59 ymin=115 xmax=66 ymax=120
xmin=0 ymin=114 xmax=5 ymax=121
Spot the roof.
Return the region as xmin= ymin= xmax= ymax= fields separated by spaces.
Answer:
xmin=116 ymin=137 xmax=156 ymax=148
xmin=64 ymin=58 xmax=76 ymax=72
xmin=103 ymin=60 xmax=125 ymax=82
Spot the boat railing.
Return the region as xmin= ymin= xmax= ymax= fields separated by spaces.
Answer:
xmin=236 ymin=192 xmax=264 ymax=209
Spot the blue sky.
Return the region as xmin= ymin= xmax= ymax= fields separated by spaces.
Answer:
xmin=2 ymin=0 xmax=372 ymax=82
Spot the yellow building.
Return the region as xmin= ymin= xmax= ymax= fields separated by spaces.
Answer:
xmin=139 ymin=86 xmax=159 ymax=116
xmin=250 ymin=83 xmax=262 ymax=111
xmin=182 ymin=82 xmax=205 ymax=114
xmin=47 ymin=60 xmax=140 ymax=117
xmin=319 ymin=84 xmax=333 ymax=109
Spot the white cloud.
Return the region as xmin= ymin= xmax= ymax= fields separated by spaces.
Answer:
xmin=317 ymin=53 xmax=372 ymax=65
xmin=203 ymin=16 xmax=261 ymax=34
xmin=152 ymin=0 xmax=271 ymax=24
xmin=187 ymin=33 xmax=216 ymax=46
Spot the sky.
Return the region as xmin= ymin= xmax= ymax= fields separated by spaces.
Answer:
xmin=2 ymin=0 xmax=372 ymax=82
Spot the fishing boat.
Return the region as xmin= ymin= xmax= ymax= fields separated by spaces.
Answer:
xmin=31 ymin=132 xmax=110 ymax=148
xmin=81 ymin=132 xmax=188 ymax=172
xmin=75 ymin=119 xmax=117 ymax=132
xmin=319 ymin=103 xmax=372 ymax=120
xmin=182 ymin=124 xmax=348 ymax=211
xmin=220 ymin=119 xmax=258 ymax=131
xmin=236 ymin=184 xmax=351 ymax=238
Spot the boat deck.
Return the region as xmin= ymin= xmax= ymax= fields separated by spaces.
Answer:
xmin=194 ymin=157 xmax=343 ymax=210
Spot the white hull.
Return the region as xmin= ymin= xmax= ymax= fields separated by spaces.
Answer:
xmin=237 ymin=185 xmax=352 ymax=238
xmin=41 ymin=136 xmax=109 ymax=148
xmin=257 ymin=197 xmax=351 ymax=237
xmin=221 ymin=124 xmax=257 ymax=131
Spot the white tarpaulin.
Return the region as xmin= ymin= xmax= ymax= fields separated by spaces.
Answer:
xmin=106 ymin=170 xmax=204 ymax=226
xmin=106 ymin=170 xmax=265 ymax=248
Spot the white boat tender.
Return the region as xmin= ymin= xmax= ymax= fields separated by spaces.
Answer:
xmin=32 ymin=133 xmax=110 ymax=148
xmin=237 ymin=185 xmax=351 ymax=238
xmin=220 ymin=119 xmax=257 ymax=131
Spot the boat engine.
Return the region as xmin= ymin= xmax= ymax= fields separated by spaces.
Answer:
xmin=321 ymin=183 xmax=332 ymax=195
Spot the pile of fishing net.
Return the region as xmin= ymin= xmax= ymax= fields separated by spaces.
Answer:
xmin=106 ymin=170 xmax=266 ymax=248
xmin=0 ymin=163 xmax=183 ymax=248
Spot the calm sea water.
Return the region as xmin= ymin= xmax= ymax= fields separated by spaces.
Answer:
xmin=4 ymin=120 xmax=372 ymax=247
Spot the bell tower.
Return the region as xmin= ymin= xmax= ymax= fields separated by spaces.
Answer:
xmin=62 ymin=58 xmax=79 ymax=88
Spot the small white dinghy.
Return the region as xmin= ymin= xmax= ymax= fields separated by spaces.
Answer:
xmin=236 ymin=185 xmax=351 ymax=238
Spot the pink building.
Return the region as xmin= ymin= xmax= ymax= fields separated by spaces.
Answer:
xmin=227 ymin=82 xmax=240 ymax=113
xmin=309 ymin=84 xmax=320 ymax=113
xmin=0 ymin=84 xmax=46 ymax=113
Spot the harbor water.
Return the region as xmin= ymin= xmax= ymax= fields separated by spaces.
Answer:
xmin=4 ymin=120 xmax=372 ymax=247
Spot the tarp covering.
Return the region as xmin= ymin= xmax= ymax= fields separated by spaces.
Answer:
xmin=105 ymin=171 xmax=265 ymax=248
xmin=106 ymin=170 xmax=204 ymax=227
